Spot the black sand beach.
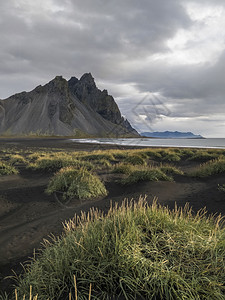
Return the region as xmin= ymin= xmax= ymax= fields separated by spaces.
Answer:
xmin=0 ymin=138 xmax=225 ymax=294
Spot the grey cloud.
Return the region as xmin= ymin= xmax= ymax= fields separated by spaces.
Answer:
xmin=0 ymin=0 xmax=224 ymax=136
xmin=0 ymin=0 xmax=191 ymax=96
xmin=121 ymin=47 xmax=225 ymax=124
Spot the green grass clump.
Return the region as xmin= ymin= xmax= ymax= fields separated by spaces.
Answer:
xmin=81 ymin=151 xmax=115 ymax=162
xmin=122 ymin=168 xmax=172 ymax=185
xmin=124 ymin=154 xmax=146 ymax=165
xmin=28 ymin=157 xmax=94 ymax=173
xmin=0 ymin=161 xmax=18 ymax=176
xmin=9 ymin=154 xmax=27 ymax=165
xmin=112 ymin=150 xmax=129 ymax=159
xmin=28 ymin=157 xmax=65 ymax=172
xmin=114 ymin=163 xmax=182 ymax=183
xmin=15 ymin=198 xmax=225 ymax=300
xmin=187 ymin=151 xmax=219 ymax=162
xmin=27 ymin=151 xmax=48 ymax=162
xmin=46 ymin=167 xmax=107 ymax=200
xmin=113 ymin=163 xmax=135 ymax=174
xmin=178 ymin=148 xmax=195 ymax=158
xmin=92 ymin=158 xmax=112 ymax=169
xmin=160 ymin=150 xmax=181 ymax=162
xmin=159 ymin=164 xmax=184 ymax=176
xmin=190 ymin=158 xmax=225 ymax=178
xmin=141 ymin=149 xmax=163 ymax=160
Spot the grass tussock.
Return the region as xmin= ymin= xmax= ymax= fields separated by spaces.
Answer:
xmin=27 ymin=151 xmax=49 ymax=162
xmin=118 ymin=164 xmax=183 ymax=185
xmin=140 ymin=149 xmax=164 ymax=161
xmin=15 ymin=197 xmax=225 ymax=300
xmin=113 ymin=163 xmax=135 ymax=175
xmin=46 ymin=167 xmax=107 ymax=201
xmin=187 ymin=151 xmax=220 ymax=162
xmin=92 ymin=158 xmax=112 ymax=169
xmin=0 ymin=161 xmax=18 ymax=176
xmin=124 ymin=154 xmax=146 ymax=165
xmin=80 ymin=151 xmax=115 ymax=162
xmin=121 ymin=168 xmax=173 ymax=184
xmin=9 ymin=154 xmax=27 ymax=165
xmin=160 ymin=150 xmax=181 ymax=162
xmin=159 ymin=164 xmax=184 ymax=176
xmin=190 ymin=158 xmax=225 ymax=177
xmin=28 ymin=156 xmax=94 ymax=173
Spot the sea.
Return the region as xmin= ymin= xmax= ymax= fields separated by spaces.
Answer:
xmin=70 ymin=138 xmax=225 ymax=149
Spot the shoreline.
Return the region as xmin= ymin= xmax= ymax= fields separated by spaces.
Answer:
xmin=1 ymin=137 xmax=225 ymax=151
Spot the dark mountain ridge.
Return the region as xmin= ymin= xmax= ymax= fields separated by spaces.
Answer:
xmin=141 ymin=131 xmax=203 ymax=139
xmin=0 ymin=73 xmax=138 ymax=137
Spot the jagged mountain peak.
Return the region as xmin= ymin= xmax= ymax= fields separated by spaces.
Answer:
xmin=45 ymin=76 xmax=68 ymax=92
xmin=80 ymin=73 xmax=95 ymax=85
xmin=68 ymin=76 xmax=79 ymax=86
xmin=0 ymin=74 xmax=139 ymax=137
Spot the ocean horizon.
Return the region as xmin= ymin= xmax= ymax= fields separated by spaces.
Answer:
xmin=71 ymin=138 xmax=225 ymax=149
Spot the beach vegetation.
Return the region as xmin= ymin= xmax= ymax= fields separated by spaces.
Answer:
xmin=159 ymin=164 xmax=184 ymax=176
xmin=0 ymin=161 xmax=19 ymax=176
xmin=46 ymin=167 xmax=107 ymax=201
xmin=28 ymin=155 xmax=94 ymax=173
xmin=113 ymin=162 xmax=135 ymax=174
xmin=9 ymin=154 xmax=27 ymax=165
xmin=14 ymin=197 xmax=225 ymax=300
xmin=187 ymin=150 xmax=220 ymax=162
xmin=124 ymin=154 xmax=146 ymax=165
xmin=160 ymin=150 xmax=181 ymax=162
xmin=189 ymin=158 xmax=225 ymax=177
xmin=80 ymin=151 xmax=115 ymax=162
xmin=121 ymin=167 xmax=173 ymax=185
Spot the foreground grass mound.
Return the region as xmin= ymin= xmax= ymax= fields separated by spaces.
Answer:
xmin=16 ymin=198 xmax=225 ymax=300
xmin=46 ymin=167 xmax=107 ymax=201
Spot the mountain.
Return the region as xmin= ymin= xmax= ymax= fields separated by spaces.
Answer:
xmin=141 ymin=131 xmax=203 ymax=139
xmin=0 ymin=73 xmax=138 ymax=137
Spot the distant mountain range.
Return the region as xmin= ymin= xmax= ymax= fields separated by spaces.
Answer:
xmin=141 ymin=131 xmax=203 ymax=139
xmin=0 ymin=73 xmax=138 ymax=137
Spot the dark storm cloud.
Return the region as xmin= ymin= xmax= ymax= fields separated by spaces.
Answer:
xmin=0 ymin=0 xmax=191 ymax=98
xmin=0 ymin=0 xmax=224 ymax=136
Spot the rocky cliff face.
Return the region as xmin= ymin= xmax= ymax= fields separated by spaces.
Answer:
xmin=0 ymin=74 xmax=138 ymax=137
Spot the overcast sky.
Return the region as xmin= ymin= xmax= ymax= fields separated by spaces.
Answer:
xmin=1 ymin=0 xmax=225 ymax=137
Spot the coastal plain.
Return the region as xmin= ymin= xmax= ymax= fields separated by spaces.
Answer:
xmin=0 ymin=138 xmax=225 ymax=296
